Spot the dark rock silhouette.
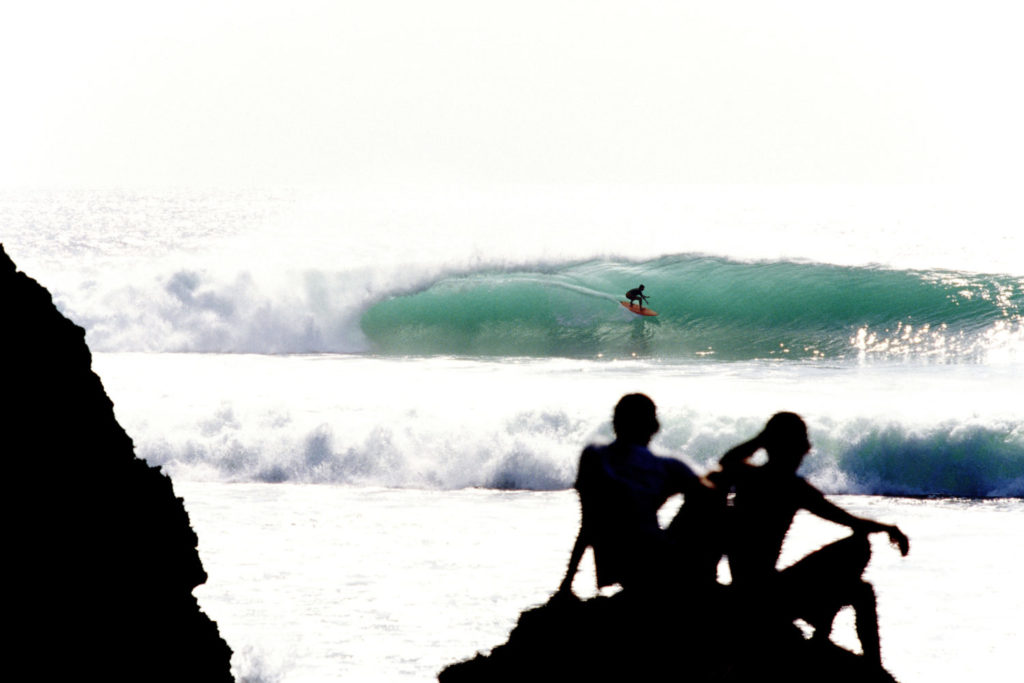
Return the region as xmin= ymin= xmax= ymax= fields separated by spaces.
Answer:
xmin=439 ymin=587 xmax=898 ymax=682
xmin=2 ymin=244 xmax=233 ymax=682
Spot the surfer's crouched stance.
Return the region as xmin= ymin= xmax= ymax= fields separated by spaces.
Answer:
xmin=625 ymin=284 xmax=649 ymax=308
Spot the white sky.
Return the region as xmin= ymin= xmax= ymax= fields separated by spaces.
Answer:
xmin=1 ymin=1 xmax=1023 ymax=189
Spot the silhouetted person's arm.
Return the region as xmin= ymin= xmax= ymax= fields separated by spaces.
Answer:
xmin=802 ymin=486 xmax=910 ymax=556
xmin=719 ymin=434 xmax=763 ymax=468
xmin=707 ymin=433 xmax=763 ymax=488
xmin=557 ymin=528 xmax=587 ymax=597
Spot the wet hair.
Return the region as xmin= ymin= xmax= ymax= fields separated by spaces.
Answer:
xmin=612 ymin=393 xmax=659 ymax=441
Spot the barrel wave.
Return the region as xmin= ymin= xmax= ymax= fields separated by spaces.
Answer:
xmin=361 ymin=256 xmax=1024 ymax=361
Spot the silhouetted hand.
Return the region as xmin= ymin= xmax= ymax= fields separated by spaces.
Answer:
xmin=886 ymin=525 xmax=910 ymax=556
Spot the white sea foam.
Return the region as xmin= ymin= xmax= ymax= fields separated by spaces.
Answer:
xmin=93 ymin=353 xmax=1024 ymax=497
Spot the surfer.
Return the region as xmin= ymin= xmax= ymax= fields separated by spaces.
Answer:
xmin=710 ymin=412 xmax=910 ymax=666
xmin=625 ymin=284 xmax=649 ymax=309
xmin=556 ymin=393 xmax=711 ymax=597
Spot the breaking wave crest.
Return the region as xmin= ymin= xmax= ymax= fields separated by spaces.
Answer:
xmin=61 ymin=255 xmax=1024 ymax=362
xmin=137 ymin=406 xmax=1023 ymax=498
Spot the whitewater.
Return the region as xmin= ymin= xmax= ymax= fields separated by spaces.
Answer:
xmin=2 ymin=185 xmax=1022 ymax=681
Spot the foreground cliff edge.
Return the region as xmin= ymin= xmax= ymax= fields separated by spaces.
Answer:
xmin=2 ymin=244 xmax=234 ymax=682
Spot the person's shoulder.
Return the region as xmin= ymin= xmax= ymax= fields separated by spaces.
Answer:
xmin=730 ymin=462 xmax=789 ymax=493
xmin=649 ymin=450 xmax=698 ymax=480
xmin=628 ymin=444 xmax=663 ymax=465
xmin=658 ymin=452 xmax=695 ymax=471
xmin=792 ymin=474 xmax=816 ymax=488
xmin=793 ymin=475 xmax=825 ymax=497
xmin=579 ymin=444 xmax=611 ymax=470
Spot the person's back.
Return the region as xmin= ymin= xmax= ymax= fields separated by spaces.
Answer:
xmin=725 ymin=462 xmax=821 ymax=584
xmin=577 ymin=439 xmax=697 ymax=588
xmin=558 ymin=393 xmax=702 ymax=595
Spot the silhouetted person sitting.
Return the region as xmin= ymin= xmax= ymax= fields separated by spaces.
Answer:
xmin=625 ymin=284 xmax=649 ymax=309
xmin=557 ymin=393 xmax=707 ymax=597
xmin=712 ymin=412 xmax=909 ymax=666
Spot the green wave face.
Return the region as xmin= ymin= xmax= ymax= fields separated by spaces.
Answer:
xmin=360 ymin=257 xmax=1024 ymax=361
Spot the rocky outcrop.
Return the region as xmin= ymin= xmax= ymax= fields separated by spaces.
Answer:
xmin=439 ymin=586 xmax=898 ymax=682
xmin=2 ymin=244 xmax=233 ymax=682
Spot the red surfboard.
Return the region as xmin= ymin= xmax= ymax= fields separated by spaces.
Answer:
xmin=620 ymin=301 xmax=658 ymax=316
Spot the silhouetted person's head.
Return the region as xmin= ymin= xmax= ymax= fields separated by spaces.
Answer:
xmin=762 ymin=412 xmax=810 ymax=471
xmin=638 ymin=284 xmax=645 ymax=291
xmin=612 ymin=393 xmax=659 ymax=445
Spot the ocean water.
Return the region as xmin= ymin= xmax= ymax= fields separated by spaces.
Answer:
xmin=2 ymin=186 xmax=1022 ymax=681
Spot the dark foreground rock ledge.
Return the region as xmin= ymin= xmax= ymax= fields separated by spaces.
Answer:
xmin=2 ymin=244 xmax=233 ymax=682
xmin=440 ymin=582 xmax=897 ymax=682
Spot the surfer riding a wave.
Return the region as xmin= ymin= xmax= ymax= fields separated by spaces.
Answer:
xmin=625 ymin=284 xmax=650 ymax=310
xmin=621 ymin=285 xmax=657 ymax=316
